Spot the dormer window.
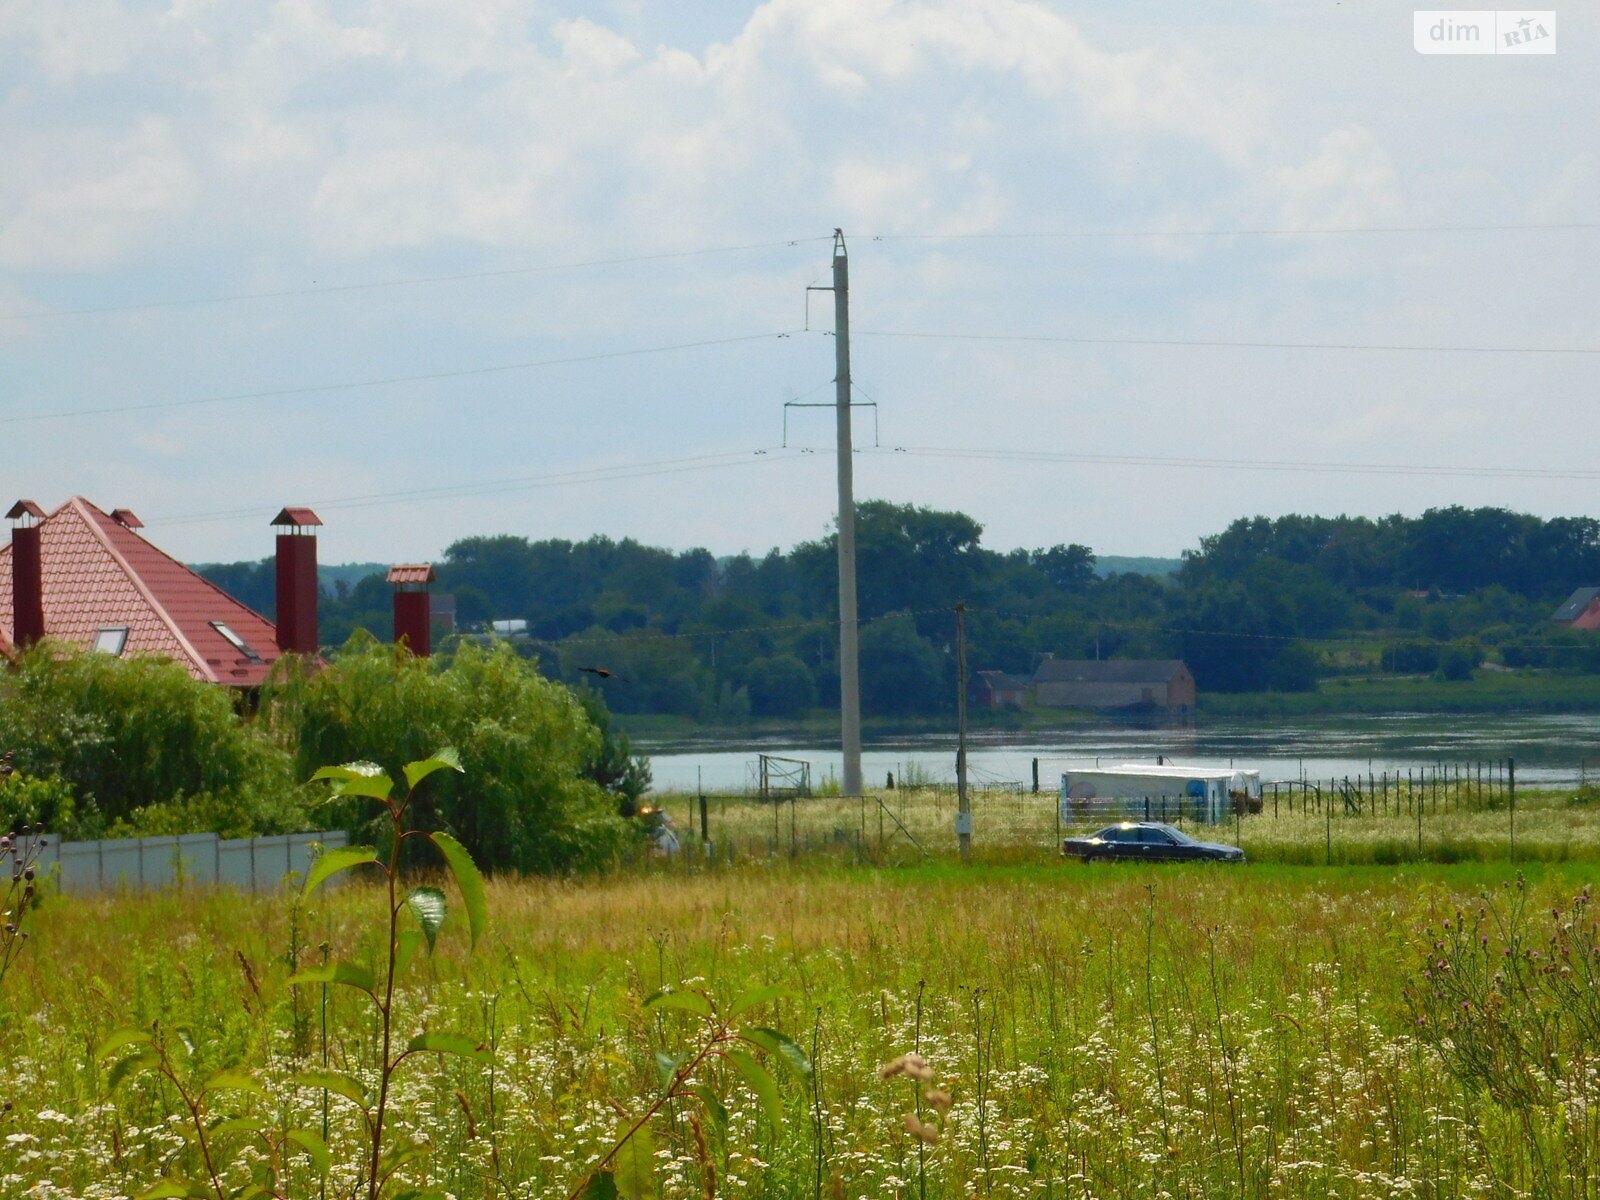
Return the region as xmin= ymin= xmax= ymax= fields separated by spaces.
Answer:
xmin=210 ymin=621 xmax=263 ymax=663
xmin=92 ymin=626 xmax=129 ymax=656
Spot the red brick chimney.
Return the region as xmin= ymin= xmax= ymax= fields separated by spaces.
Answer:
xmin=7 ymin=501 xmax=47 ymax=648
xmin=388 ymin=564 xmax=435 ymax=656
xmin=271 ymin=507 xmax=322 ymax=656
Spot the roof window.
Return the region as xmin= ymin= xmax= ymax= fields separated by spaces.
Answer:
xmin=92 ymin=627 xmax=129 ymax=656
xmin=210 ymin=621 xmax=263 ymax=663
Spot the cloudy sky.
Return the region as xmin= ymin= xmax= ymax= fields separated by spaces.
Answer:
xmin=1 ymin=1 xmax=1593 ymax=566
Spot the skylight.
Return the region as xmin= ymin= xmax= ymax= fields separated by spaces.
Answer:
xmin=210 ymin=621 xmax=263 ymax=663
xmin=92 ymin=627 xmax=129 ymax=656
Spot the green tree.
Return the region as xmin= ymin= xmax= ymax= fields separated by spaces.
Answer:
xmin=743 ymin=653 xmax=816 ymax=718
xmin=0 ymin=644 xmax=301 ymax=837
xmin=263 ymin=636 xmax=623 ymax=872
xmin=858 ymin=612 xmax=949 ymax=715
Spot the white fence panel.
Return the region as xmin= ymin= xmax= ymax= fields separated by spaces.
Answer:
xmin=37 ymin=830 xmax=348 ymax=894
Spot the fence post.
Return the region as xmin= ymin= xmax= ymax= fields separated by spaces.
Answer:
xmin=1032 ymin=758 xmax=1040 ymax=795
xmin=1508 ymin=756 xmax=1517 ymax=863
xmin=1417 ymin=781 xmax=1424 ymax=860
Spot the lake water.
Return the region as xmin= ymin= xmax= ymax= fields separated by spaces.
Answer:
xmin=637 ymin=713 xmax=1600 ymax=794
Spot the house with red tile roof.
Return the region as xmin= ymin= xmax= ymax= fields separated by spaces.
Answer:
xmin=0 ymin=497 xmax=312 ymax=686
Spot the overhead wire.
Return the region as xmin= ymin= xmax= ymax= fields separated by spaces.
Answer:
xmin=855 ymin=329 xmax=1600 ymax=356
xmin=0 ymin=236 xmax=832 ymax=322
xmin=156 ymin=447 xmax=819 ymax=526
xmin=0 ymin=330 xmax=812 ymax=426
xmin=862 ymin=221 xmax=1600 ymax=242
xmin=861 ymin=444 xmax=1600 ymax=483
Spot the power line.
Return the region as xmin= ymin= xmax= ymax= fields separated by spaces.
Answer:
xmin=158 ymin=447 xmax=816 ymax=526
xmin=9 ymin=221 xmax=1586 ymax=323
xmin=0 ymin=237 xmax=831 ymax=322
xmin=864 ymin=221 xmax=1600 ymax=242
xmin=856 ymin=329 xmax=1600 ymax=356
xmin=864 ymin=444 xmax=1600 ymax=483
xmin=0 ymin=330 xmax=810 ymax=426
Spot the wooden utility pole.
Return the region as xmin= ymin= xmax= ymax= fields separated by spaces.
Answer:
xmin=956 ymin=601 xmax=971 ymax=861
xmin=831 ymin=230 xmax=863 ymax=797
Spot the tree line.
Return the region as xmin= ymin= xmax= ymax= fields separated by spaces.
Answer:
xmin=198 ymin=502 xmax=1600 ymax=713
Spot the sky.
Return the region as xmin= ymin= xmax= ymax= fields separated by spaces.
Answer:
xmin=1 ymin=1 xmax=1595 ymax=566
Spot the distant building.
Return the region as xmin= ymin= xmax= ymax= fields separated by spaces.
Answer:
xmin=1551 ymin=587 xmax=1600 ymax=630
xmin=1032 ymin=657 xmax=1196 ymax=714
xmin=970 ymin=670 xmax=1030 ymax=710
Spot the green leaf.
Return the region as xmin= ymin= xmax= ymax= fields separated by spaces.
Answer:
xmin=614 ymin=1117 xmax=656 ymax=1200
xmin=642 ymin=988 xmax=713 ymax=1018
xmin=406 ymin=1031 xmax=489 ymax=1060
xmin=96 ymin=1027 xmax=153 ymax=1059
xmin=303 ymin=845 xmax=379 ymax=895
xmin=729 ymin=984 xmax=790 ymax=1018
xmin=405 ymin=886 xmax=447 ymax=951
xmin=690 ymin=1084 xmax=728 ymax=1136
xmin=576 ymin=1173 xmax=619 ymax=1200
xmin=378 ymin=1132 xmax=431 ymax=1180
xmin=135 ymin=1181 xmax=210 ymax=1199
xmin=654 ymin=1051 xmax=684 ymax=1088
xmin=429 ymin=831 xmax=487 ymax=948
xmin=209 ymin=1116 xmax=266 ymax=1138
xmin=309 ymin=761 xmax=394 ymax=802
xmin=744 ymin=1028 xmax=813 ymax=1079
xmin=726 ymin=1050 xmax=783 ymax=1132
xmin=285 ymin=1129 xmax=332 ymax=1177
xmin=106 ymin=1053 xmax=158 ymax=1093
xmin=403 ymin=747 xmax=464 ymax=792
xmin=238 ymin=1184 xmax=275 ymax=1200
xmin=394 ymin=929 xmax=424 ymax=978
xmin=293 ymin=1070 xmax=369 ymax=1110
xmin=391 ymin=1193 xmax=450 ymax=1200
xmin=203 ymin=1070 xmax=267 ymax=1098
xmin=287 ymin=961 xmax=376 ymax=994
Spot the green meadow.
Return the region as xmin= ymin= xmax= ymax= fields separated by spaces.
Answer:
xmin=4 ymin=851 xmax=1598 ymax=1199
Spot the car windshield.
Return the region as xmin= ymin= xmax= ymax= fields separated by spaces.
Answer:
xmin=1163 ymin=826 xmax=1201 ymax=845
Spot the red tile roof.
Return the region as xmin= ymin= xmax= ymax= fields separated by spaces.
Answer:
xmin=1 ymin=497 xmax=285 ymax=685
xmin=386 ymin=564 xmax=435 ymax=585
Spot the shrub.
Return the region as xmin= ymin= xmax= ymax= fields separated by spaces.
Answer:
xmin=263 ymin=635 xmax=625 ymax=872
xmin=0 ymin=643 xmax=302 ymax=836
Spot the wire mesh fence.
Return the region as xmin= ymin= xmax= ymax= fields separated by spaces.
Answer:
xmin=624 ymin=757 xmax=1600 ymax=869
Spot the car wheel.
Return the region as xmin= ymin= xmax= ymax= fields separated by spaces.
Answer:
xmin=1080 ymin=854 xmax=1094 ymax=864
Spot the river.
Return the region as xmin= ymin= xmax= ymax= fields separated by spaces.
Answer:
xmin=637 ymin=713 xmax=1600 ymax=793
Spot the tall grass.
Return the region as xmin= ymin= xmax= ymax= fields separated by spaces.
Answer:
xmin=659 ymin=785 xmax=1600 ymax=867
xmin=4 ymin=863 xmax=1599 ymax=1197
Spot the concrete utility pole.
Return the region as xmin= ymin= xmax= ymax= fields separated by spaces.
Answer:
xmin=956 ymin=601 xmax=971 ymax=861
xmin=832 ymin=230 xmax=863 ymax=797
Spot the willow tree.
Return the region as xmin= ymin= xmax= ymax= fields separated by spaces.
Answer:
xmin=263 ymin=635 xmax=624 ymax=872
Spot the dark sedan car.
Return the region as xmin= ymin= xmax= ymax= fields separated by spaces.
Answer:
xmin=1063 ymin=821 xmax=1246 ymax=863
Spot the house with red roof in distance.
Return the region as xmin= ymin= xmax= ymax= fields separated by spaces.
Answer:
xmin=1551 ymin=587 xmax=1600 ymax=631
xmin=0 ymin=497 xmax=327 ymax=686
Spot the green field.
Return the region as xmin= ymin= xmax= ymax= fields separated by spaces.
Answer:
xmin=1202 ymin=670 xmax=1600 ymax=717
xmin=5 ymin=848 xmax=1600 ymax=1198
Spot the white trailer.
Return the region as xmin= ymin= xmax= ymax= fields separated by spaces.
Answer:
xmin=1059 ymin=765 xmax=1261 ymax=825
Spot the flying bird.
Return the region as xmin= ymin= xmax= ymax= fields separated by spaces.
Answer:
xmin=579 ymin=666 xmax=629 ymax=682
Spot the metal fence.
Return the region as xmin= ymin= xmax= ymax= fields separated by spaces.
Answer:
xmin=632 ymin=756 xmax=1577 ymax=868
xmin=37 ymin=830 xmax=349 ymax=894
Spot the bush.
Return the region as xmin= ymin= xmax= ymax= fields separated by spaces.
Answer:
xmin=0 ymin=772 xmax=85 ymax=839
xmin=263 ymin=635 xmax=625 ymax=872
xmin=0 ymin=644 xmax=303 ymax=836
xmin=1433 ymin=639 xmax=1482 ymax=683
